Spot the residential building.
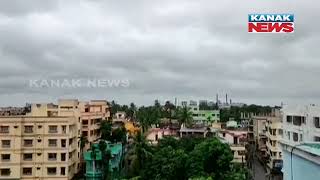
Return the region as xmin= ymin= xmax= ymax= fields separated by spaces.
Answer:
xmin=80 ymin=100 xmax=110 ymax=150
xmin=0 ymin=116 xmax=79 ymax=180
xmin=280 ymin=104 xmax=320 ymax=180
xmin=146 ymin=128 xmax=175 ymax=145
xmin=179 ymin=126 xmax=217 ymax=138
xmin=252 ymin=115 xmax=268 ymax=162
xmin=218 ymin=129 xmax=247 ymax=163
xmin=281 ymin=104 xmax=320 ymax=145
xmin=265 ymin=109 xmax=283 ymax=175
xmin=0 ymin=99 xmax=111 ymax=180
xmin=84 ymin=142 xmax=123 ymax=180
xmin=281 ymin=143 xmax=320 ymax=180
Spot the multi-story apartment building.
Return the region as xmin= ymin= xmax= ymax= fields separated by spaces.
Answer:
xmin=265 ymin=109 xmax=283 ymax=175
xmin=281 ymin=104 xmax=320 ymax=145
xmin=280 ymin=104 xmax=320 ymax=180
xmin=80 ymin=100 xmax=110 ymax=150
xmin=0 ymin=116 xmax=79 ymax=180
xmin=251 ymin=115 xmax=268 ymax=161
xmin=0 ymin=99 xmax=110 ymax=180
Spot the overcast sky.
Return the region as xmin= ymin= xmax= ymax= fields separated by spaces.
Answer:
xmin=0 ymin=0 xmax=319 ymax=106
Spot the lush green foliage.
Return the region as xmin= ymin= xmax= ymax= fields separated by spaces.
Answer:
xmin=125 ymin=136 xmax=248 ymax=180
xmin=220 ymin=104 xmax=272 ymax=122
xmin=176 ymin=105 xmax=193 ymax=127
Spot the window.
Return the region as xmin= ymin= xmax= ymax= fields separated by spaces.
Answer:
xmin=23 ymin=154 xmax=33 ymax=161
xmin=24 ymin=126 xmax=33 ymax=133
xmin=48 ymin=126 xmax=58 ymax=133
xmin=0 ymin=126 xmax=9 ymax=133
xmin=300 ymin=134 xmax=303 ymax=141
xmin=293 ymin=132 xmax=299 ymax=142
xmin=62 ymin=125 xmax=66 ymax=134
xmin=314 ymin=136 xmax=320 ymax=142
xmin=293 ymin=116 xmax=303 ymax=126
xmin=61 ymin=167 xmax=66 ymax=175
xmin=48 ymin=139 xmax=57 ymax=147
xmin=286 ymin=116 xmax=292 ymax=123
xmin=61 ymin=139 xmax=66 ymax=148
xmin=48 ymin=153 xmax=57 ymax=161
xmin=0 ymin=169 xmax=10 ymax=176
xmin=287 ymin=132 xmax=291 ymax=140
xmin=1 ymin=140 xmax=10 ymax=148
xmin=24 ymin=140 xmax=33 ymax=147
xmin=314 ymin=117 xmax=320 ymax=128
xmin=61 ymin=153 xmax=66 ymax=161
xmin=47 ymin=167 xmax=56 ymax=175
xmin=22 ymin=168 xmax=32 ymax=176
xmin=69 ymin=138 xmax=73 ymax=145
xmin=238 ymin=151 xmax=246 ymax=156
xmin=1 ymin=154 xmax=10 ymax=161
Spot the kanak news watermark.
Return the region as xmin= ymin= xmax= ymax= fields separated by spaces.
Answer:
xmin=248 ymin=14 xmax=294 ymax=33
xmin=28 ymin=79 xmax=130 ymax=88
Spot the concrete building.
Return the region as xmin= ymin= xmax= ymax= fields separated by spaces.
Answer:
xmin=218 ymin=129 xmax=247 ymax=163
xmin=280 ymin=104 xmax=320 ymax=180
xmin=281 ymin=143 xmax=320 ymax=180
xmin=146 ymin=128 xmax=175 ymax=145
xmin=252 ymin=115 xmax=268 ymax=161
xmin=0 ymin=114 xmax=79 ymax=179
xmin=281 ymin=104 xmax=320 ymax=145
xmin=80 ymin=100 xmax=110 ymax=151
xmin=265 ymin=109 xmax=283 ymax=176
xmin=0 ymin=99 xmax=110 ymax=180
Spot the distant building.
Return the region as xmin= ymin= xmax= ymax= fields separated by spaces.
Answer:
xmin=179 ymin=126 xmax=217 ymax=138
xmin=146 ymin=128 xmax=175 ymax=145
xmin=265 ymin=109 xmax=283 ymax=175
xmin=218 ymin=129 xmax=247 ymax=164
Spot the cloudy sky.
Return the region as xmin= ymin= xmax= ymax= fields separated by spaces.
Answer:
xmin=0 ymin=0 xmax=319 ymax=106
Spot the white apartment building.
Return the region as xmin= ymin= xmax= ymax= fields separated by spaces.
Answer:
xmin=281 ymin=104 xmax=320 ymax=145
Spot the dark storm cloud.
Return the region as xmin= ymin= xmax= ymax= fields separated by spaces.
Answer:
xmin=0 ymin=0 xmax=319 ymax=106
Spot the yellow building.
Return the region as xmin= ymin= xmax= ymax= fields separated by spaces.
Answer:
xmin=0 ymin=116 xmax=79 ymax=180
xmin=0 ymin=99 xmax=110 ymax=180
xmin=265 ymin=110 xmax=283 ymax=174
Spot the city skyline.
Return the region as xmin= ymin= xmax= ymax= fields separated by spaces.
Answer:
xmin=0 ymin=0 xmax=319 ymax=106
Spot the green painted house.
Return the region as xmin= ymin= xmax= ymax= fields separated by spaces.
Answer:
xmin=84 ymin=142 xmax=123 ymax=180
xmin=191 ymin=109 xmax=220 ymax=124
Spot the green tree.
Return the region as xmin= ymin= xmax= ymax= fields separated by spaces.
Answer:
xmin=101 ymin=121 xmax=112 ymax=140
xmin=187 ymin=138 xmax=233 ymax=179
xmin=143 ymin=146 xmax=189 ymax=180
xmin=177 ymin=105 xmax=193 ymax=127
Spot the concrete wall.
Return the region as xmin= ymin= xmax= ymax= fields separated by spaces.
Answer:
xmin=282 ymin=150 xmax=320 ymax=180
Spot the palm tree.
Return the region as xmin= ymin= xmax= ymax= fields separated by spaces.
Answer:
xmin=79 ymin=135 xmax=88 ymax=174
xmin=177 ymin=105 xmax=193 ymax=128
xmin=124 ymin=130 xmax=152 ymax=177
xmin=101 ymin=121 xmax=112 ymax=140
xmin=98 ymin=141 xmax=111 ymax=180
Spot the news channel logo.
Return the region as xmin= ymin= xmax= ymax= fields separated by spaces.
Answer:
xmin=248 ymin=14 xmax=294 ymax=33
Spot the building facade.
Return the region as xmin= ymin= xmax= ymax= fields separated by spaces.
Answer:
xmin=218 ymin=130 xmax=247 ymax=163
xmin=0 ymin=116 xmax=79 ymax=180
xmin=0 ymin=99 xmax=110 ymax=180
